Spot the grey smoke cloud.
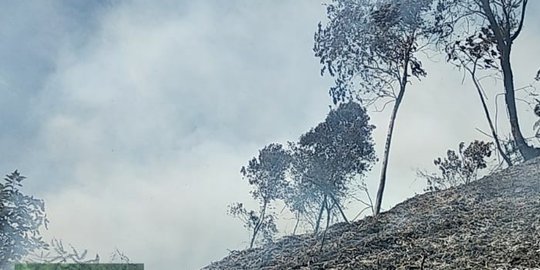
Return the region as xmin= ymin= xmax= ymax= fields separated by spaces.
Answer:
xmin=1 ymin=1 xmax=539 ymax=269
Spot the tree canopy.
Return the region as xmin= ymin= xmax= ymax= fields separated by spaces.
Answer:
xmin=288 ymin=101 xmax=376 ymax=232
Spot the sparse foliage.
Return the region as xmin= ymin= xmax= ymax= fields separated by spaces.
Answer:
xmin=26 ymin=240 xmax=133 ymax=267
xmin=227 ymin=203 xmax=277 ymax=248
xmin=422 ymin=140 xmax=494 ymax=192
xmin=28 ymin=239 xmax=100 ymax=264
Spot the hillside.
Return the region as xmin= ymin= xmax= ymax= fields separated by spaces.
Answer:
xmin=204 ymin=157 xmax=540 ymax=269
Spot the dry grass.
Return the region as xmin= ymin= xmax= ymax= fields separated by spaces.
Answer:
xmin=204 ymin=157 xmax=540 ymax=270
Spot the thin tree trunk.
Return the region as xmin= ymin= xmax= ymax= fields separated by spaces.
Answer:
xmin=374 ymin=56 xmax=410 ymax=216
xmin=314 ymin=195 xmax=327 ymax=234
xmin=249 ymin=200 xmax=267 ymax=248
xmin=319 ymin=199 xmax=332 ymax=251
xmin=326 ymin=200 xmax=332 ymax=230
xmin=292 ymin=214 xmax=301 ymax=235
xmin=499 ymin=50 xmax=540 ymax=160
xmin=328 ymin=193 xmax=348 ymax=223
xmin=468 ymin=66 xmax=512 ymax=166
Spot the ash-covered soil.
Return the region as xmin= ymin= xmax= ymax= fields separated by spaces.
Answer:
xmin=204 ymin=157 xmax=540 ymax=269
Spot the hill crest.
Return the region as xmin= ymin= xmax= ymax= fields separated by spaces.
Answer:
xmin=205 ymin=157 xmax=540 ymax=269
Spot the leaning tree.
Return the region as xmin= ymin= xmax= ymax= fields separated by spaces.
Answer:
xmin=314 ymin=0 xmax=442 ymax=215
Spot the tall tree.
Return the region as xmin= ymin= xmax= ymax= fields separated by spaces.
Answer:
xmin=314 ymin=0 xmax=440 ymax=215
xmin=438 ymin=0 xmax=540 ymax=161
xmin=446 ymin=32 xmax=513 ymax=166
xmin=288 ymin=101 xmax=376 ymax=232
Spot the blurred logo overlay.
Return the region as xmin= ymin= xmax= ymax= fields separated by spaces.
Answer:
xmin=14 ymin=264 xmax=144 ymax=270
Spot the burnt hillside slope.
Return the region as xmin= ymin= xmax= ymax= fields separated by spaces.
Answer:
xmin=204 ymin=157 xmax=540 ymax=270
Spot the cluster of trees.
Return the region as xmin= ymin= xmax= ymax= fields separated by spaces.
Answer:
xmin=229 ymin=102 xmax=376 ymax=247
xmin=231 ymin=0 xmax=540 ymax=248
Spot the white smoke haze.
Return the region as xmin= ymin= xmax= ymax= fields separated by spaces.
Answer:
xmin=1 ymin=0 xmax=539 ymax=269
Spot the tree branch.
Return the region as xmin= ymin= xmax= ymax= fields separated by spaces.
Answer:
xmin=511 ymin=0 xmax=528 ymax=41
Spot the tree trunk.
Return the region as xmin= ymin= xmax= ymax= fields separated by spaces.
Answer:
xmin=469 ymin=66 xmax=512 ymax=166
xmin=478 ymin=0 xmax=540 ymax=161
xmin=325 ymin=200 xmax=332 ymax=231
xmin=328 ymin=193 xmax=348 ymax=223
xmin=499 ymin=49 xmax=540 ymax=160
xmin=314 ymin=195 xmax=327 ymax=234
xmin=374 ymin=58 xmax=409 ymax=215
xmin=292 ymin=214 xmax=301 ymax=235
xmin=249 ymin=200 xmax=267 ymax=248
xmin=319 ymin=199 xmax=332 ymax=251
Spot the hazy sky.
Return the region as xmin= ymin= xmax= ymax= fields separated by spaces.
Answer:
xmin=1 ymin=1 xmax=540 ymax=269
